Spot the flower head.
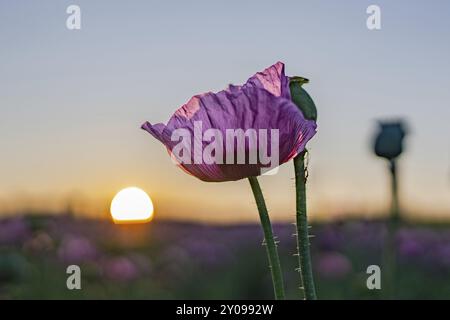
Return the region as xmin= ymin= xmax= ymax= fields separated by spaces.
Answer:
xmin=142 ymin=62 xmax=317 ymax=182
xmin=373 ymin=120 xmax=408 ymax=160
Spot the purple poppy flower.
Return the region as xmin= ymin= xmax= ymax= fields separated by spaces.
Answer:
xmin=0 ymin=217 xmax=30 ymax=246
xmin=102 ymin=257 xmax=139 ymax=282
xmin=57 ymin=235 xmax=97 ymax=264
xmin=142 ymin=62 xmax=317 ymax=182
xmin=316 ymin=252 xmax=352 ymax=280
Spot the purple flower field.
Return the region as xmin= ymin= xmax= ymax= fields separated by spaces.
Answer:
xmin=1 ymin=215 xmax=448 ymax=299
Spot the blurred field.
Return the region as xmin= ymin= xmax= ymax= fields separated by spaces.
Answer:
xmin=0 ymin=215 xmax=449 ymax=299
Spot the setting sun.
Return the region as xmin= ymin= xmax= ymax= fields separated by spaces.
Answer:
xmin=110 ymin=187 xmax=154 ymax=223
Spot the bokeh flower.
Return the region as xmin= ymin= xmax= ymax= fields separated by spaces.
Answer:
xmin=316 ymin=252 xmax=352 ymax=280
xmin=57 ymin=235 xmax=97 ymax=264
xmin=23 ymin=231 xmax=54 ymax=253
xmin=0 ymin=217 xmax=30 ymax=246
xmin=102 ymin=256 xmax=139 ymax=282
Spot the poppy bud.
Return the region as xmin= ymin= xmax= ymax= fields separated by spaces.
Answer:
xmin=289 ymin=76 xmax=318 ymax=121
xmin=373 ymin=121 xmax=407 ymax=160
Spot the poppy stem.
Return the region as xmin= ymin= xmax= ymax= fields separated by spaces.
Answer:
xmin=383 ymin=159 xmax=400 ymax=298
xmin=293 ymin=150 xmax=317 ymax=300
xmin=248 ymin=176 xmax=285 ymax=300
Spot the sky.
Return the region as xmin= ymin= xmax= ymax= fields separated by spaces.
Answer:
xmin=1 ymin=0 xmax=450 ymax=223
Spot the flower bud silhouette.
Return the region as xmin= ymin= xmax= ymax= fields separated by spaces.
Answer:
xmin=372 ymin=119 xmax=408 ymax=299
xmin=373 ymin=121 xmax=407 ymax=160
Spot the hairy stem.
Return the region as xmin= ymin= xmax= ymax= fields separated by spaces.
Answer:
xmin=294 ymin=150 xmax=317 ymax=300
xmin=248 ymin=176 xmax=285 ymax=300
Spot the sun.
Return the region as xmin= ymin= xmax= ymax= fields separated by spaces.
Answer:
xmin=110 ymin=187 xmax=154 ymax=224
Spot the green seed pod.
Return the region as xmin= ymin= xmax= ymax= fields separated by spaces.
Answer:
xmin=289 ymin=76 xmax=318 ymax=121
xmin=373 ymin=121 xmax=408 ymax=160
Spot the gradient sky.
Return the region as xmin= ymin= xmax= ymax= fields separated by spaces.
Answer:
xmin=1 ymin=0 xmax=450 ymax=223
